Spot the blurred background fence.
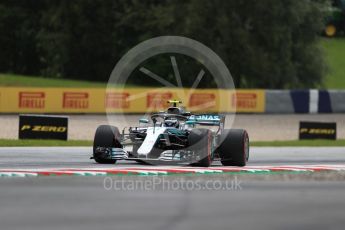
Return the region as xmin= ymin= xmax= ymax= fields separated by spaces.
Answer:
xmin=1 ymin=87 xmax=344 ymax=113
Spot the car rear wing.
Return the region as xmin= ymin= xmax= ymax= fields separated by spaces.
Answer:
xmin=186 ymin=114 xmax=224 ymax=126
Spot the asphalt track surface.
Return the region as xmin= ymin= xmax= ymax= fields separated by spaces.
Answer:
xmin=0 ymin=146 xmax=345 ymax=169
xmin=1 ymin=147 xmax=345 ymax=230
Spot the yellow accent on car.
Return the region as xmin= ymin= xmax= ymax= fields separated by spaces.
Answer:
xmin=167 ymin=100 xmax=182 ymax=107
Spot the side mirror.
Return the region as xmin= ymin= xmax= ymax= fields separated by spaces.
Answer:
xmin=139 ymin=118 xmax=149 ymax=124
xmin=185 ymin=120 xmax=196 ymax=125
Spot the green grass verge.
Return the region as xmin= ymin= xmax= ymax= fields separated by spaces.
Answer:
xmin=321 ymin=38 xmax=345 ymax=89
xmin=251 ymin=139 xmax=345 ymax=147
xmin=0 ymin=138 xmax=344 ymax=147
xmin=0 ymin=73 xmax=143 ymax=88
xmin=0 ymin=73 xmax=142 ymax=88
xmin=0 ymin=139 xmax=92 ymax=147
xmin=0 ymin=73 xmax=107 ymax=88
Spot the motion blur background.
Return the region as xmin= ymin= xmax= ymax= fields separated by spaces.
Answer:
xmin=0 ymin=0 xmax=345 ymax=141
xmin=1 ymin=2 xmax=345 ymax=230
xmin=0 ymin=0 xmax=343 ymax=88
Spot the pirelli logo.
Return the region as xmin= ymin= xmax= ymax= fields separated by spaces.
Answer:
xmin=19 ymin=92 xmax=45 ymax=109
xmin=232 ymin=93 xmax=257 ymax=109
xmin=147 ymin=92 xmax=172 ymax=109
xmin=63 ymin=92 xmax=89 ymax=109
xmin=189 ymin=93 xmax=216 ymax=109
xmin=299 ymin=121 xmax=336 ymax=140
xmin=105 ymin=93 xmax=130 ymax=109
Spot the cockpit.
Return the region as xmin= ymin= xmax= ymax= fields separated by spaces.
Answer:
xmin=164 ymin=118 xmax=180 ymax=128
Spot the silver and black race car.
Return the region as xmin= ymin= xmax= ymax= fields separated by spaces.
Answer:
xmin=92 ymin=100 xmax=249 ymax=167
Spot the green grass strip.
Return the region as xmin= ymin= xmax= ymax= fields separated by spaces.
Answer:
xmin=321 ymin=38 xmax=345 ymax=89
xmin=0 ymin=73 xmax=140 ymax=88
xmin=0 ymin=139 xmax=92 ymax=147
xmin=251 ymin=139 xmax=345 ymax=147
xmin=0 ymin=73 xmax=107 ymax=88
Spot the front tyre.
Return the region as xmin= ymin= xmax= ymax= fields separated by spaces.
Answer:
xmin=93 ymin=125 xmax=122 ymax=164
xmin=218 ymin=129 xmax=249 ymax=167
xmin=188 ymin=129 xmax=212 ymax=167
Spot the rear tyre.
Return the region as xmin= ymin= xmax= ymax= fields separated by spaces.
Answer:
xmin=93 ymin=125 xmax=122 ymax=164
xmin=188 ymin=129 xmax=212 ymax=167
xmin=218 ymin=129 xmax=249 ymax=167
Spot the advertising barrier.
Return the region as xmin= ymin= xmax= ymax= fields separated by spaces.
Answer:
xmin=267 ymin=89 xmax=345 ymax=113
xmin=19 ymin=114 xmax=68 ymax=140
xmin=299 ymin=121 xmax=337 ymax=140
xmin=0 ymin=87 xmax=265 ymax=113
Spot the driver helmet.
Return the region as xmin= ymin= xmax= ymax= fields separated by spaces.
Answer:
xmin=164 ymin=118 xmax=179 ymax=128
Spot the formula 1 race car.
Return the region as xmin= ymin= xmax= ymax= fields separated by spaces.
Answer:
xmin=92 ymin=100 xmax=249 ymax=167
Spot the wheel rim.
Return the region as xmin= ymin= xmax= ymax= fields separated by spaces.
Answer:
xmin=207 ymin=131 xmax=212 ymax=163
xmin=325 ymin=25 xmax=336 ymax=37
xmin=244 ymin=132 xmax=249 ymax=161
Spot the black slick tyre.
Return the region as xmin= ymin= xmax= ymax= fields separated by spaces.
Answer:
xmin=188 ymin=129 xmax=212 ymax=167
xmin=218 ymin=129 xmax=249 ymax=167
xmin=93 ymin=125 xmax=122 ymax=164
